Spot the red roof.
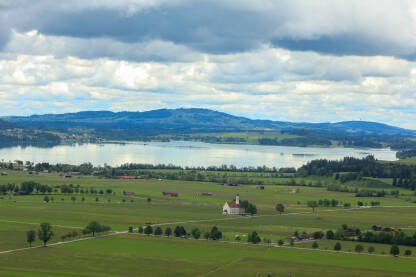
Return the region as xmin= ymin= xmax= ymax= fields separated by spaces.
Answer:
xmin=227 ymin=202 xmax=240 ymax=208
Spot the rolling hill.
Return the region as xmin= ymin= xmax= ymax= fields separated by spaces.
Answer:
xmin=3 ymin=108 xmax=415 ymax=136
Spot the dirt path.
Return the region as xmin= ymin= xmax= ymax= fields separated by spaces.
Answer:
xmin=0 ymin=219 xmax=83 ymax=229
xmin=0 ymin=231 xmax=126 ymax=255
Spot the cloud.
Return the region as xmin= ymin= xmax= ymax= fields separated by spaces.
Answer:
xmin=0 ymin=1 xmax=415 ymax=129
xmin=1 ymin=0 xmax=415 ymax=59
xmin=0 ymin=49 xmax=415 ymax=127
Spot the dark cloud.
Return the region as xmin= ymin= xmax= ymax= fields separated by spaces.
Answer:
xmin=2 ymin=0 xmax=416 ymax=59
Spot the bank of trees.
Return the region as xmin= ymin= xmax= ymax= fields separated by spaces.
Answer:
xmin=298 ymin=156 xmax=416 ymax=190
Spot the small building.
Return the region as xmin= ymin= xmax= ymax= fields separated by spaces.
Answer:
xmin=119 ymin=175 xmax=136 ymax=179
xmin=372 ymin=224 xmax=382 ymax=231
xmin=256 ymin=186 xmax=265 ymax=190
xmin=291 ymin=188 xmax=300 ymax=193
xmin=383 ymin=226 xmax=395 ymax=232
xmin=1 ymin=172 xmax=7 ymax=176
xmin=162 ymin=192 xmax=178 ymax=197
xmin=222 ymin=183 xmax=238 ymax=187
xmin=68 ymin=172 xmax=81 ymax=175
xmin=13 ymin=191 xmax=28 ymax=196
xmin=223 ymin=194 xmax=245 ymax=215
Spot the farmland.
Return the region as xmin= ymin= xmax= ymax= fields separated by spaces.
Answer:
xmin=0 ymin=168 xmax=416 ymax=276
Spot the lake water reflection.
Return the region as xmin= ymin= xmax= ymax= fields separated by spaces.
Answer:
xmin=0 ymin=141 xmax=397 ymax=168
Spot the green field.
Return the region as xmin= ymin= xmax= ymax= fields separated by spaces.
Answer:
xmin=1 ymin=169 xmax=416 ymax=276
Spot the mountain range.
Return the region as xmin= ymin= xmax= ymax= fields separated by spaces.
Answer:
xmin=3 ymin=108 xmax=415 ymax=136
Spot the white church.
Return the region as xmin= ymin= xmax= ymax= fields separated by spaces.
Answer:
xmin=223 ymin=194 xmax=245 ymax=215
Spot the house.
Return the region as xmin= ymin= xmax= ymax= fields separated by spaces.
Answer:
xmin=201 ymin=192 xmax=213 ymax=196
xmin=291 ymin=188 xmax=300 ymax=193
xmin=119 ymin=175 xmax=136 ymax=179
xmin=223 ymin=194 xmax=245 ymax=215
xmin=383 ymin=226 xmax=395 ymax=232
xmin=13 ymin=191 xmax=28 ymax=196
xmin=372 ymin=224 xmax=382 ymax=231
xmin=222 ymin=183 xmax=238 ymax=186
xmin=162 ymin=192 xmax=178 ymax=197
xmin=68 ymin=172 xmax=81 ymax=175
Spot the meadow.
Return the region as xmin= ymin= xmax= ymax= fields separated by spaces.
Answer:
xmin=0 ymin=169 xmax=416 ymax=276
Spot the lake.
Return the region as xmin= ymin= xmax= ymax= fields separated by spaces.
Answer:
xmin=0 ymin=141 xmax=397 ymax=169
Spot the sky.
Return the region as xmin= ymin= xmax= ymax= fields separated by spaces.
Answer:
xmin=0 ymin=0 xmax=416 ymax=129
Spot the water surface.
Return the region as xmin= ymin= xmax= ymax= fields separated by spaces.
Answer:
xmin=0 ymin=141 xmax=397 ymax=168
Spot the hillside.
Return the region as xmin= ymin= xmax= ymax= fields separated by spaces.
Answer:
xmin=4 ymin=108 xmax=415 ymax=136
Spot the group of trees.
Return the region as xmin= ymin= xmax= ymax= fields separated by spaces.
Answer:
xmin=358 ymin=230 xmax=416 ymax=247
xmin=0 ymin=181 xmax=52 ymax=195
xmin=239 ymin=200 xmax=257 ymax=215
xmin=26 ymin=222 xmax=54 ymax=247
xmin=323 ymin=224 xmax=416 ymax=248
xmin=298 ymin=156 xmax=416 ymax=190
xmin=136 ymin=225 xmax=223 ymax=240
xmin=0 ymin=181 xmax=115 ymax=198
xmin=317 ymin=199 xmax=339 ymax=207
xmin=26 ymin=221 xmax=111 ymax=248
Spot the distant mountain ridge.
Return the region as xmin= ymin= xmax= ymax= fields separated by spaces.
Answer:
xmin=3 ymin=108 xmax=415 ymax=136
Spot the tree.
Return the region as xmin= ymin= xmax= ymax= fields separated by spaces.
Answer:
xmin=307 ymin=200 xmax=318 ymax=212
xmin=355 ymin=244 xmax=364 ymax=253
xmin=275 ymin=203 xmax=285 ymax=215
xmin=368 ymin=246 xmax=375 ymax=254
xmin=154 ymin=227 xmax=163 ymax=236
xmin=26 ymin=230 xmax=36 ymax=247
xmin=278 ymin=239 xmax=284 ymax=246
xmin=390 ymin=245 xmax=400 ymax=256
xmin=43 ymin=196 xmax=49 ymax=203
xmin=246 ymin=203 xmax=257 ymax=215
xmin=165 ymin=227 xmax=172 ymax=237
xmin=210 ymin=226 xmax=222 ymax=240
xmin=312 ymin=241 xmax=319 ymax=249
xmin=128 ymin=226 xmax=133 ymax=233
xmin=204 ymin=232 xmax=210 ymax=240
xmin=326 ymin=230 xmax=334 ymax=240
xmin=174 ymin=226 xmax=187 ymax=237
xmin=85 ymin=221 xmax=102 ymax=237
xmin=248 ymin=231 xmax=261 ymax=244
xmin=38 ymin=222 xmax=54 ymax=246
xmin=147 ymin=197 xmax=152 ymax=203
xmin=144 ymin=225 xmax=153 ymax=235
xmin=138 ymin=226 xmax=144 ymax=234
xmin=71 ymin=196 xmax=76 ymax=203
xmin=334 ymin=242 xmax=341 ymax=251
xmin=191 ymin=228 xmax=201 ymax=239
xmin=405 ymin=249 xmax=412 ymax=257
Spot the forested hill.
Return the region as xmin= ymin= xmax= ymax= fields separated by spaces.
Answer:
xmin=4 ymin=108 xmax=415 ymax=136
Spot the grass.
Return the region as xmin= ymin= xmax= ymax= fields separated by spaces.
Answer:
xmin=0 ymin=170 xmax=416 ymax=276
xmin=297 ymin=239 xmax=416 ymax=257
xmin=1 ymin=234 xmax=415 ymax=277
